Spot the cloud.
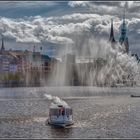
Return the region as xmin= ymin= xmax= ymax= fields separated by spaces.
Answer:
xmin=68 ymin=1 xmax=90 ymax=7
xmin=0 ymin=2 xmax=139 ymax=56
xmin=68 ymin=1 xmax=140 ymax=18
xmin=0 ymin=13 xmax=139 ymax=45
xmin=0 ymin=1 xmax=139 ymax=57
xmin=0 ymin=1 xmax=58 ymax=9
xmin=0 ymin=14 xmax=111 ymax=44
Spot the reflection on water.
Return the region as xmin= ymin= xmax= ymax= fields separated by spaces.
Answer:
xmin=49 ymin=126 xmax=73 ymax=138
xmin=0 ymin=116 xmax=48 ymax=124
xmin=0 ymin=87 xmax=140 ymax=138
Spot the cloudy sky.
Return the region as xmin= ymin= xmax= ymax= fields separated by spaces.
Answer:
xmin=0 ymin=1 xmax=140 ymax=56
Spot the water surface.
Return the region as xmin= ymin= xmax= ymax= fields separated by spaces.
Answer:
xmin=0 ymin=86 xmax=140 ymax=138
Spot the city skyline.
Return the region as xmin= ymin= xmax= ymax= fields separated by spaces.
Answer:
xmin=0 ymin=2 xmax=140 ymax=138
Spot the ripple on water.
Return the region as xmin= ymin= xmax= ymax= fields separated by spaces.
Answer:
xmin=1 ymin=87 xmax=140 ymax=138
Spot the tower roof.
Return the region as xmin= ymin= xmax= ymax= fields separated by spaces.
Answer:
xmin=1 ymin=37 xmax=5 ymax=52
xmin=119 ymin=7 xmax=129 ymax=54
xmin=119 ymin=7 xmax=127 ymax=43
xmin=123 ymin=7 xmax=125 ymax=24
xmin=109 ymin=19 xmax=116 ymax=43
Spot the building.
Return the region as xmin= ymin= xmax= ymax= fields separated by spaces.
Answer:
xmin=108 ymin=9 xmax=129 ymax=54
xmin=119 ymin=10 xmax=129 ymax=54
xmin=109 ymin=19 xmax=116 ymax=48
xmin=0 ymin=37 xmax=5 ymax=54
xmin=0 ymin=38 xmax=19 ymax=73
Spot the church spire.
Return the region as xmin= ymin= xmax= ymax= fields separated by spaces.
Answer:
xmin=1 ymin=37 xmax=5 ymax=53
xmin=122 ymin=7 xmax=126 ymax=31
xmin=109 ymin=19 xmax=116 ymax=43
xmin=119 ymin=7 xmax=129 ymax=54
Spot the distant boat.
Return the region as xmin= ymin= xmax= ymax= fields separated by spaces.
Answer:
xmin=130 ymin=95 xmax=140 ymax=97
xmin=47 ymin=104 xmax=74 ymax=128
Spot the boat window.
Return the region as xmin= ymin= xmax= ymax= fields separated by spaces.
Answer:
xmin=50 ymin=108 xmax=72 ymax=116
xmin=66 ymin=109 xmax=72 ymax=115
xmin=50 ymin=109 xmax=59 ymax=116
xmin=69 ymin=109 xmax=72 ymax=115
xmin=62 ymin=109 xmax=65 ymax=116
xmin=66 ymin=109 xmax=70 ymax=115
xmin=59 ymin=108 xmax=65 ymax=115
xmin=59 ymin=109 xmax=61 ymax=115
xmin=65 ymin=109 xmax=68 ymax=115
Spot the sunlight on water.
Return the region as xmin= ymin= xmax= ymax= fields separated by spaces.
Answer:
xmin=1 ymin=87 xmax=140 ymax=138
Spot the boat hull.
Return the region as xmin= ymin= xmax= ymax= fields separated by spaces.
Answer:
xmin=47 ymin=119 xmax=74 ymax=127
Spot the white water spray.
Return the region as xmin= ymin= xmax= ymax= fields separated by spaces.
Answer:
xmin=44 ymin=94 xmax=69 ymax=107
xmin=48 ymin=37 xmax=140 ymax=87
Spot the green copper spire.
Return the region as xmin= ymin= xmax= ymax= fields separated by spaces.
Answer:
xmin=119 ymin=7 xmax=129 ymax=53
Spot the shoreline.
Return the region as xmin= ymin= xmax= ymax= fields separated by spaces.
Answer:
xmin=0 ymin=85 xmax=138 ymax=88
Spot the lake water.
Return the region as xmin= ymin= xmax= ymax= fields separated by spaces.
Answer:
xmin=0 ymin=86 xmax=140 ymax=138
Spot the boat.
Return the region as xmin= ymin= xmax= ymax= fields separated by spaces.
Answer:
xmin=47 ymin=104 xmax=74 ymax=127
xmin=131 ymin=94 xmax=140 ymax=98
